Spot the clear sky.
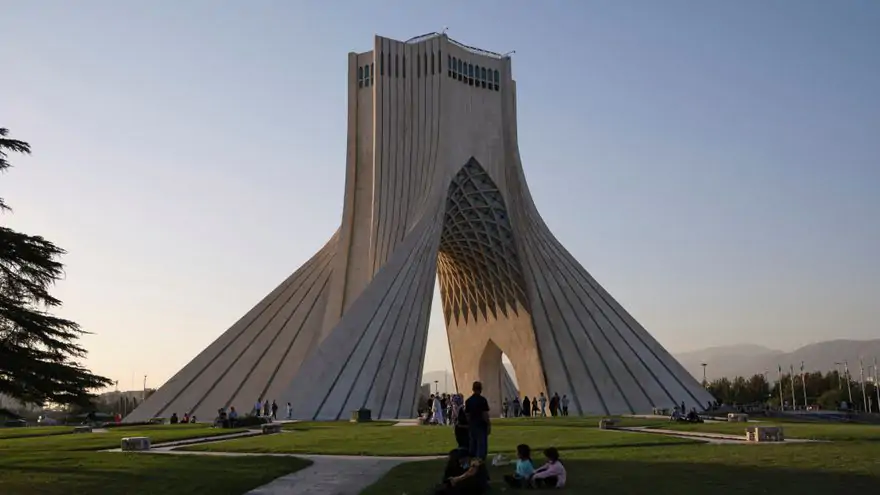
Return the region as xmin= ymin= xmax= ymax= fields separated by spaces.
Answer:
xmin=2 ymin=1 xmax=878 ymax=391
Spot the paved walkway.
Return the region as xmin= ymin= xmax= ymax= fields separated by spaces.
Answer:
xmin=612 ymin=426 xmax=821 ymax=444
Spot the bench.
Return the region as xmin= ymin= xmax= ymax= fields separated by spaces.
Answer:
xmin=745 ymin=426 xmax=784 ymax=442
xmin=727 ymin=413 xmax=749 ymax=422
xmin=121 ymin=437 xmax=151 ymax=451
xmin=598 ymin=418 xmax=617 ymax=430
xmin=652 ymin=407 xmax=671 ymax=416
xmin=261 ymin=423 xmax=282 ymax=434
xmin=73 ymin=426 xmax=92 ymax=434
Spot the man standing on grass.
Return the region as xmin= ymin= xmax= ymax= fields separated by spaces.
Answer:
xmin=465 ymin=381 xmax=490 ymax=460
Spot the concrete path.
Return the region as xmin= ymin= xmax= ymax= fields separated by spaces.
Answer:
xmin=612 ymin=426 xmax=821 ymax=444
xmin=136 ymin=448 xmax=442 ymax=495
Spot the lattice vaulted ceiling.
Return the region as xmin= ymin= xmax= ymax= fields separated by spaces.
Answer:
xmin=437 ymin=158 xmax=529 ymax=325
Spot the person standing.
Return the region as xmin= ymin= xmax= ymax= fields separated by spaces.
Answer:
xmin=432 ymin=394 xmax=445 ymax=424
xmin=538 ymin=392 xmax=547 ymax=417
xmin=465 ymin=381 xmax=490 ymax=460
xmin=254 ymin=399 xmax=262 ymax=416
xmin=502 ymin=398 xmax=509 ymax=418
xmin=286 ymin=402 xmax=292 ymax=420
xmin=549 ymin=393 xmax=558 ymax=417
xmin=271 ymin=400 xmax=278 ymax=420
xmin=561 ymin=395 xmax=570 ymax=416
xmin=512 ymin=396 xmax=521 ymax=417
xmin=263 ymin=400 xmax=270 ymax=417
xmin=522 ymin=396 xmax=531 ymax=418
xmin=531 ymin=397 xmax=538 ymax=417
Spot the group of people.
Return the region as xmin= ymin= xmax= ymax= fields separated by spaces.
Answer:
xmin=434 ymin=381 xmax=566 ymax=494
xmin=424 ymin=393 xmax=465 ymax=425
xmin=502 ymin=392 xmax=570 ymax=418
xmin=670 ymin=401 xmax=704 ymax=423
xmin=252 ymin=399 xmax=292 ymax=420
xmin=168 ymin=412 xmax=197 ymax=424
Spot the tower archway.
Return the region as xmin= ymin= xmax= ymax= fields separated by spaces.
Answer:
xmin=438 ymin=158 xmax=548 ymax=413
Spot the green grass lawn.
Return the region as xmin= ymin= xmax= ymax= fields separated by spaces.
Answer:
xmin=0 ymin=424 xmax=248 ymax=452
xmin=0 ymin=424 xmax=310 ymax=495
xmin=184 ymin=423 xmax=692 ymax=456
xmin=0 ymin=426 xmax=74 ymax=439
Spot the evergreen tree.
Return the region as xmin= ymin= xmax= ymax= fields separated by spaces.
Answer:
xmin=0 ymin=127 xmax=111 ymax=406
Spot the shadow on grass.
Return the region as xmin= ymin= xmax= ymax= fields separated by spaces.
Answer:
xmin=0 ymin=452 xmax=311 ymax=495
xmin=362 ymin=457 xmax=879 ymax=494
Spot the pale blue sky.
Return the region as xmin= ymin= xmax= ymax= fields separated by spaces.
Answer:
xmin=2 ymin=1 xmax=878 ymax=390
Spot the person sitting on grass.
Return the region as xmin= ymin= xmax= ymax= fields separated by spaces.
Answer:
xmin=503 ymin=444 xmax=535 ymax=489
xmin=434 ymin=449 xmax=488 ymax=495
xmin=531 ymin=447 xmax=566 ymax=488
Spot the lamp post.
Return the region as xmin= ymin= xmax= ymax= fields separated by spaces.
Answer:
xmin=845 ymin=361 xmax=854 ymax=407
xmin=434 ymin=380 xmax=439 ymax=395
xmin=143 ymin=375 xmax=147 ymax=401
xmin=701 ymin=363 xmax=707 ymax=387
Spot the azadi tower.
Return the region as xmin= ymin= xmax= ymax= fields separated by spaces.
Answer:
xmin=127 ymin=33 xmax=712 ymax=422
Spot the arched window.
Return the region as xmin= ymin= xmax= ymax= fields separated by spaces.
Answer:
xmin=480 ymin=67 xmax=487 ymax=88
xmin=457 ymin=59 xmax=463 ymax=81
xmin=468 ymin=63 xmax=474 ymax=85
xmin=395 ymin=54 xmax=399 ymax=77
xmin=448 ymin=54 xmax=452 ymax=76
xmin=370 ymin=62 xmax=374 ymax=86
xmin=431 ymin=52 xmax=435 ymax=75
xmin=380 ymin=52 xmax=384 ymax=76
xmin=494 ymin=70 xmax=500 ymax=91
xmin=424 ymin=53 xmax=428 ymax=76
xmin=417 ymin=55 xmax=421 ymax=78
xmin=358 ymin=66 xmax=363 ymax=88
xmin=402 ymin=56 xmax=406 ymax=78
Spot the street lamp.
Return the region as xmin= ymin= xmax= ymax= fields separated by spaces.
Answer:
xmin=434 ymin=380 xmax=439 ymax=395
xmin=701 ymin=363 xmax=707 ymax=387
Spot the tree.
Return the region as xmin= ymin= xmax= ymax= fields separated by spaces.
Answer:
xmin=0 ymin=127 xmax=112 ymax=406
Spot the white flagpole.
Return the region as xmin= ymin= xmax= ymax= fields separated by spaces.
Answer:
xmin=800 ymin=361 xmax=808 ymax=409
xmin=789 ymin=364 xmax=797 ymax=410
xmin=777 ymin=365 xmax=784 ymax=410
xmin=860 ymin=359 xmax=868 ymax=413
xmin=874 ymin=358 xmax=879 ymax=414
xmin=845 ymin=361 xmax=854 ymax=406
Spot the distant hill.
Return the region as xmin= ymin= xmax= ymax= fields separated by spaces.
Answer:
xmin=677 ymin=340 xmax=880 ymax=381
xmin=423 ymin=340 xmax=880 ymax=388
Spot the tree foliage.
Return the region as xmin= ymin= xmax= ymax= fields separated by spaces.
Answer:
xmin=0 ymin=127 xmax=112 ymax=406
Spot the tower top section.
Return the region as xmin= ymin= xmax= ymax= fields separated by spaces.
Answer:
xmin=401 ymin=32 xmax=509 ymax=60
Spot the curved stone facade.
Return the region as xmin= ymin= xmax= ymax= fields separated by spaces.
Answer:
xmin=126 ymin=33 xmax=712 ymax=423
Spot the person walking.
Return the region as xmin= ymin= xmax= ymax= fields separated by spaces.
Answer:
xmin=271 ymin=400 xmax=278 ymax=420
xmin=286 ymin=402 xmax=292 ymax=419
xmin=263 ymin=400 xmax=270 ymax=417
xmin=512 ymin=396 xmax=521 ymax=417
xmin=531 ymin=397 xmax=538 ymax=417
xmin=538 ymin=392 xmax=547 ymax=417
xmin=561 ymin=394 xmax=570 ymax=416
xmin=465 ymin=381 xmax=490 ymax=460
xmin=522 ymin=396 xmax=531 ymax=418
xmin=502 ymin=398 xmax=509 ymax=418
xmin=254 ymin=399 xmax=262 ymax=416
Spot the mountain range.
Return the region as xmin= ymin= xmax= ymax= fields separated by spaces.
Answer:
xmin=423 ymin=339 xmax=880 ymax=391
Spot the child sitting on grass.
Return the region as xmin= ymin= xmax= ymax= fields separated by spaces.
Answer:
xmin=503 ymin=444 xmax=535 ymax=488
xmin=531 ymin=447 xmax=566 ymax=488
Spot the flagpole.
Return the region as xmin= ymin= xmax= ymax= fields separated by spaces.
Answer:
xmin=800 ymin=361 xmax=808 ymax=409
xmin=845 ymin=361 xmax=854 ymax=407
xmin=860 ymin=359 xmax=868 ymax=413
xmin=789 ymin=364 xmax=797 ymax=410
xmin=873 ymin=358 xmax=879 ymax=414
xmin=777 ymin=365 xmax=784 ymax=410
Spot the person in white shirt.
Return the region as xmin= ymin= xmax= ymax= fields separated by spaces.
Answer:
xmin=531 ymin=447 xmax=566 ymax=488
xmin=286 ymin=402 xmax=292 ymax=420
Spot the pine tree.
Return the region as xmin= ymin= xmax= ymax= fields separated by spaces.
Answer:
xmin=0 ymin=127 xmax=112 ymax=406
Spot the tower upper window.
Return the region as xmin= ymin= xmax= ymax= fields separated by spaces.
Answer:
xmin=494 ymin=69 xmax=500 ymax=91
xmin=481 ymin=67 xmax=487 ymax=88
xmin=380 ymin=52 xmax=384 ymax=76
xmin=395 ymin=54 xmax=399 ymax=77
xmin=468 ymin=63 xmax=474 ymax=86
xmin=370 ymin=62 xmax=374 ymax=86
xmin=457 ymin=59 xmax=463 ymax=81
xmin=431 ymin=52 xmax=435 ymax=75
xmin=358 ymin=66 xmax=363 ymax=88
xmin=402 ymin=56 xmax=406 ymax=78
xmin=417 ymin=55 xmax=421 ymax=78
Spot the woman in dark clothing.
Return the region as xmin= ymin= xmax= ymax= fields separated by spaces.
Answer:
xmin=454 ymin=404 xmax=470 ymax=449
xmin=531 ymin=397 xmax=538 ymax=417
xmin=522 ymin=396 xmax=531 ymax=418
